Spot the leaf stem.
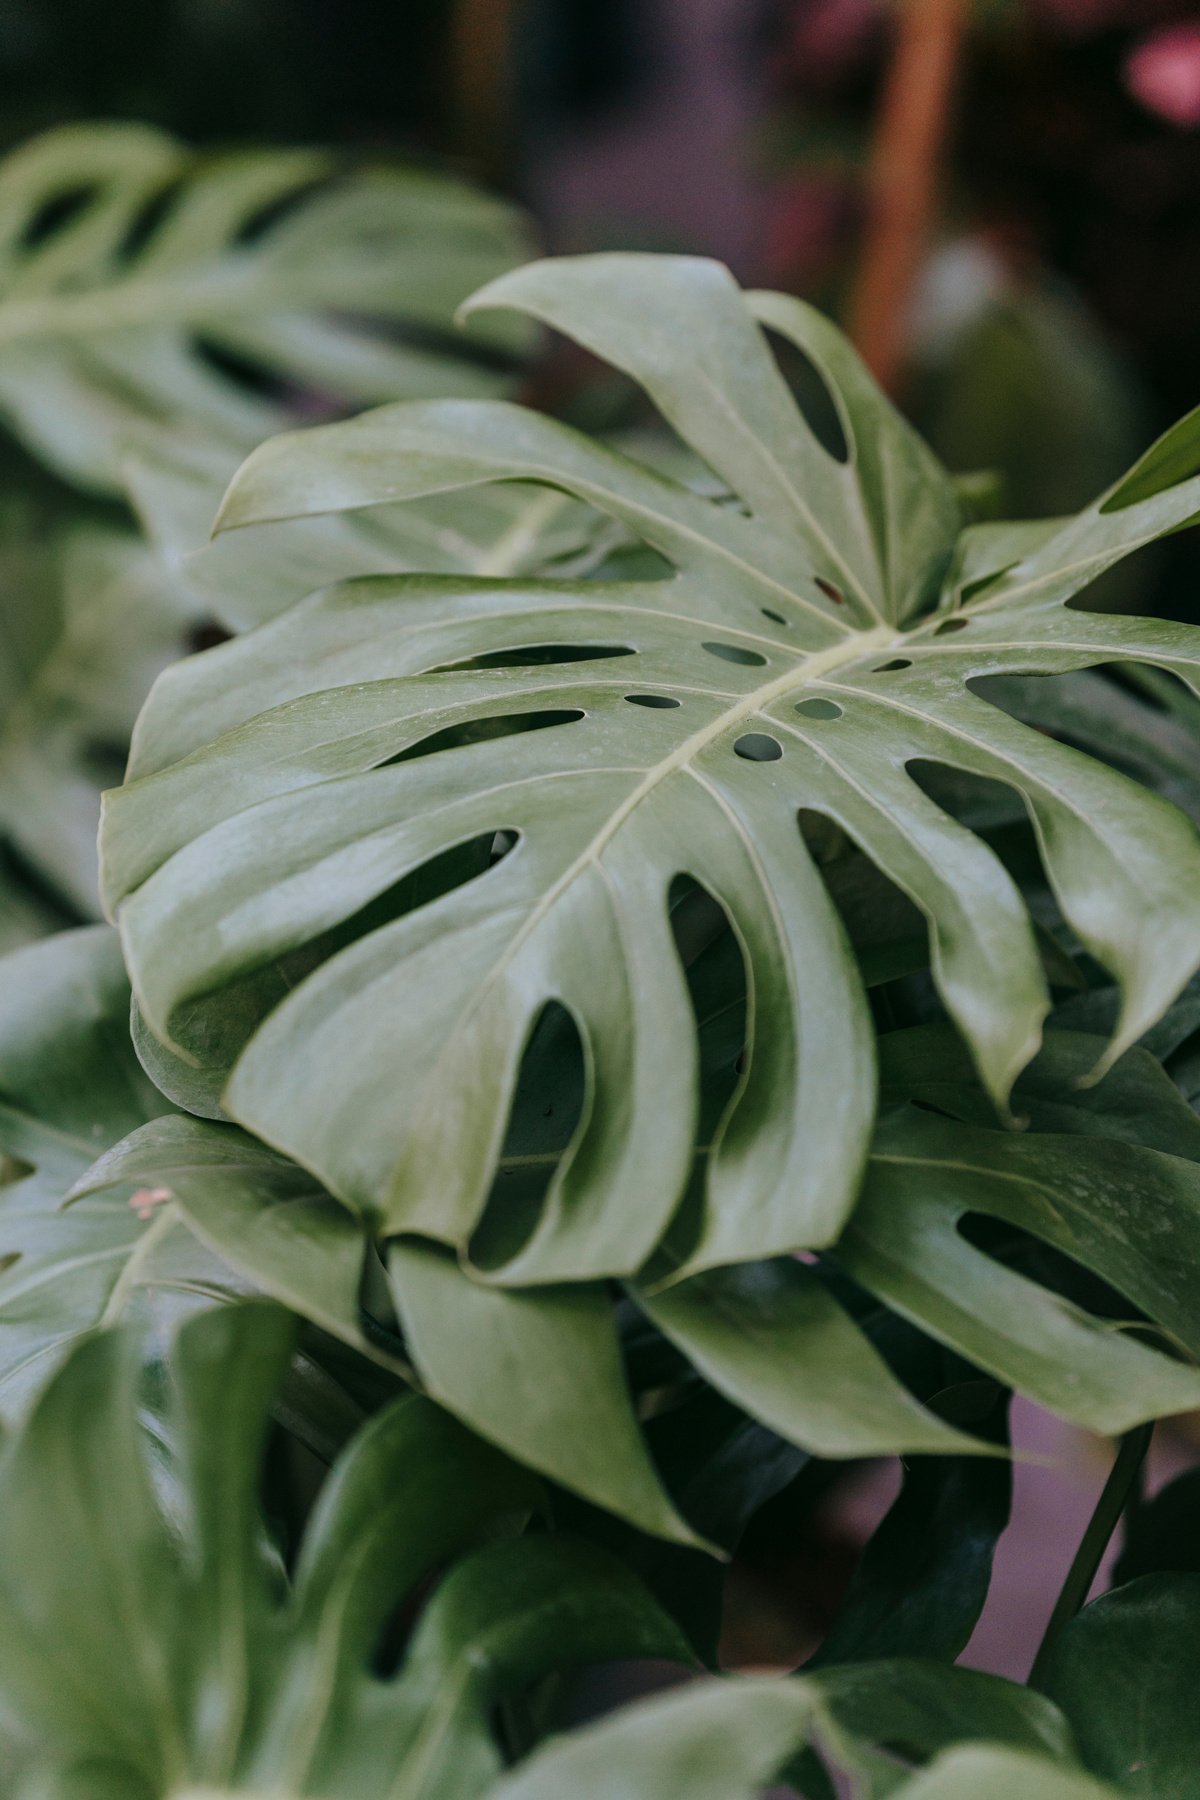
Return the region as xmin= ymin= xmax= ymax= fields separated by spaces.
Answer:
xmin=849 ymin=0 xmax=970 ymax=395
xmin=1028 ymin=1421 xmax=1152 ymax=1689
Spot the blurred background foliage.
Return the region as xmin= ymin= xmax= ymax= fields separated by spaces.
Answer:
xmin=5 ymin=2 xmax=1200 ymax=511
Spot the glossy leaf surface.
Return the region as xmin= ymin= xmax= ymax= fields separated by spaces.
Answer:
xmin=106 ymin=253 xmax=1200 ymax=1288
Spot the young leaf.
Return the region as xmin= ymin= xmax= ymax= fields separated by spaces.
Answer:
xmin=106 ymin=253 xmax=1200 ymax=1286
xmin=0 ymin=123 xmax=531 ymax=492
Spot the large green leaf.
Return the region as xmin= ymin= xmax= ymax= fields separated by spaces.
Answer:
xmin=105 ymin=252 xmax=1200 ymax=1285
xmin=0 ymin=1302 xmax=692 ymax=1799
xmin=1036 ymin=1574 xmax=1200 ymax=1795
xmin=0 ymin=927 xmax=246 ymax=1424
xmin=0 ymin=122 xmax=531 ymax=493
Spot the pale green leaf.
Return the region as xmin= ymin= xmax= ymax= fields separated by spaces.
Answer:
xmin=106 ymin=254 xmax=1200 ymax=1290
xmin=0 ymin=122 xmax=532 ymax=492
xmin=0 ymin=524 xmax=199 ymax=918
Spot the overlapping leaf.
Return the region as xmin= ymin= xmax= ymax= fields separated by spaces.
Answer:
xmin=105 ymin=252 xmax=1200 ymax=1285
xmin=81 ymin=1111 xmax=973 ymax=1543
xmin=0 ymin=121 xmax=531 ymax=492
xmin=488 ymin=1664 xmax=1093 ymax=1800
xmin=0 ymin=1302 xmax=692 ymax=1800
xmin=1036 ymin=1574 xmax=1200 ymax=1796
xmin=0 ymin=1300 xmax=1109 ymax=1800
xmin=123 ymin=429 xmax=627 ymax=634
xmin=79 ymin=1020 xmax=1200 ymax=1542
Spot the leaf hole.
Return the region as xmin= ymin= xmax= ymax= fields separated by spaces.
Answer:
xmin=795 ymin=698 xmax=842 ymax=720
xmin=815 ymin=578 xmax=845 ymax=606
xmin=669 ymin=876 xmax=750 ymax=1146
xmin=701 ymin=641 xmax=768 ymax=667
xmin=17 ymin=183 xmax=95 ymax=250
xmin=187 ymin=618 xmax=232 ymax=656
xmin=873 ymin=658 xmax=912 ymax=673
xmin=624 ymin=693 xmax=681 ymax=709
xmin=0 ymin=1155 xmax=31 ymax=1190
xmin=374 ymin=710 xmax=584 ymax=768
xmin=934 ymin=616 xmax=969 ymax=635
xmin=760 ymin=325 xmax=850 ymax=463
xmin=433 ymin=643 xmax=635 ymax=672
xmin=468 ymin=1002 xmax=587 ymax=1272
xmin=734 ymin=733 xmax=783 ymax=762
xmin=761 ymin=608 xmax=789 ymax=626
xmin=957 ymin=1214 xmax=1142 ymax=1323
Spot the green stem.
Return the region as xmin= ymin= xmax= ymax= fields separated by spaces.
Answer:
xmin=1029 ymin=1421 xmax=1152 ymax=1689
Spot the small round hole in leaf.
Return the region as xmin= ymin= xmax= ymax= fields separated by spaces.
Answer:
xmin=702 ymin=640 xmax=768 ymax=667
xmin=625 ymin=693 xmax=681 ymax=709
xmin=935 ymin=616 xmax=969 ymax=635
xmin=815 ymin=578 xmax=845 ymax=605
xmin=873 ymin=657 xmax=912 ymax=672
xmin=734 ymin=733 xmax=783 ymax=761
xmin=761 ymin=608 xmax=788 ymax=625
xmin=795 ymin=698 xmax=842 ymax=720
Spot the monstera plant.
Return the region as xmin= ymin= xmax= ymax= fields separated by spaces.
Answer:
xmin=4 ymin=187 xmax=1200 ymax=1796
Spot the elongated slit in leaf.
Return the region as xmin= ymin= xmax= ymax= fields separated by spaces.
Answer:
xmin=469 ymin=1001 xmax=587 ymax=1272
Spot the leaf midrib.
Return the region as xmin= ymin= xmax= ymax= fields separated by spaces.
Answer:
xmin=0 ymin=260 xmax=341 ymax=347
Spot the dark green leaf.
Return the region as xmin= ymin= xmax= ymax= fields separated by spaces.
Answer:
xmin=1037 ymin=1574 xmax=1200 ymax=1795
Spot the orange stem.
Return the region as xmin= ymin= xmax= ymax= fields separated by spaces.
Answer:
xmin=848 ymin=0 xmax=970 ymax=395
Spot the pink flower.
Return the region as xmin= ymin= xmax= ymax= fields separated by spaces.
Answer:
xmin=1125 ymin=22 xmax=1200 ymax=129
